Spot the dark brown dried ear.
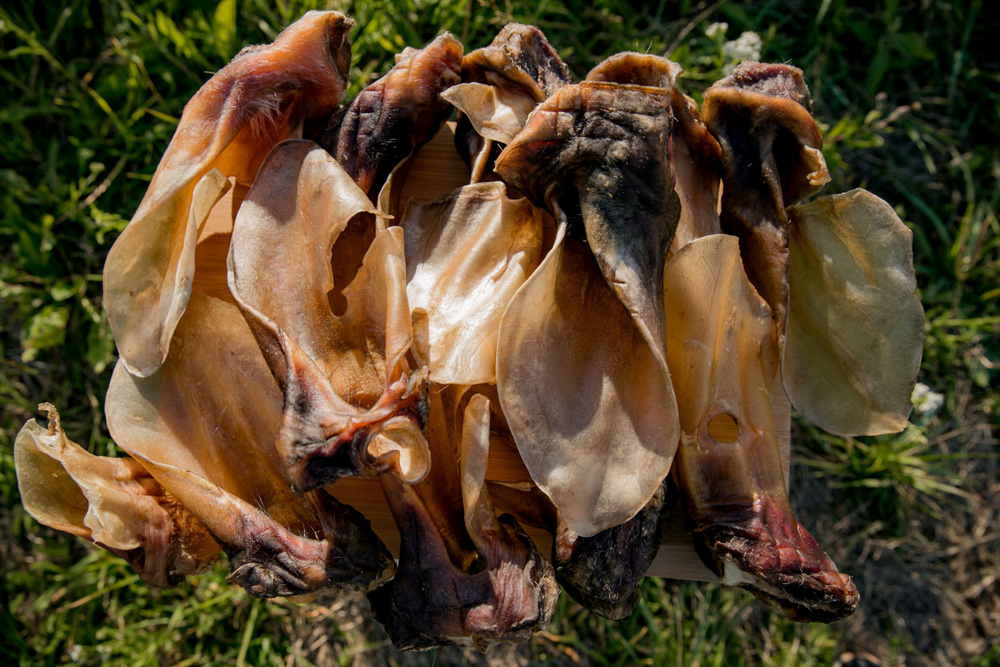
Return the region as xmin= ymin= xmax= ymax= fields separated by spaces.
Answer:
xmin=553 ymin=481 xmax=673 ymax=620
xmin=316 ymin=33 xmax=463 ymax=200
xmin=702 ymin=61 xmax=830 ymax=338
xmin=443 ymin=23 xmax=569 ymax=180
xmin=371 ymin=389 xmax=557 ymax=651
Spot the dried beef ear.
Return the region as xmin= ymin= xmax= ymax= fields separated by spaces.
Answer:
xmin=106 ymin=291 xmax=394 ymax=599
xmin=371 ymin=389 xmax=557 ymax=651
xmin=496 ymin=222 xmax=678 ymax=536
xmin=228 ymin=140 xmax=429 ymax=491
xmin=15 ymin=404 xmax=220 ymax=587
xmin=402 ymin=181 xmax=543 ymax=385
xmin=443 ymin=23 xmax=569 ymax=180
xmin=663 ymin=235 xmax=858 ymax=623
xmin=585 ymin=51 xmax=681 ymax=88
xmin=317 ymin=33 xmax=463 ymax=199
xmin=784 ymin=189 xmax=924 ymax=435
xmin=702 ymin=62 xmax=830 ymax=338
xmin=104 ymin=11 xmax=353 ymax=378
xmin=494 ymin=76 xmax=680 ymax=536
xmin=553 ymin=481 xmax=672 ymax=620
xmin=668 ymin=89 xmax=724 ymax=251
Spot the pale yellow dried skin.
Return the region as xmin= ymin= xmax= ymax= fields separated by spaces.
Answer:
xmin=785 ymin=188 xmax=924 ymax=436
xmin=497 ymin=221 xmax=679 ymax=537
xmin=442 ymin=83 xmax=538 ymax=145
xmin=228 ymin=140 xmax=428 ymax=484
xmin=459 ymin=393 xmax=499 ymax=554
xmin=104 ymin=11 xmax=353 ymax=378
xmin=15 ymin=403 xmax=220 ymax=586
xmin=402 ymin=181 xmax=543 ymax=385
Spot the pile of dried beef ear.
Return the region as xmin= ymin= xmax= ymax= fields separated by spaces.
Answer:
xmin=14 ymin=10 xmax=924 ymax=651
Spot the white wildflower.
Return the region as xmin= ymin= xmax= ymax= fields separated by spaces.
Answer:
xmin=724 ymin=30 xmax=762 ymax=63
xmin=911 ymin=382 xmax=944 ymax=415
xmin=706 ymin=22 xmax=728 ymax=39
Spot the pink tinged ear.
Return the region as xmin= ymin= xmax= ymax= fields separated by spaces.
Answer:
xmin=14 ymin=403 xmax=220 ymax=587
xmin=105 ymin=11 xmax=354 ymax=378
xmin=784 ymin=189 xmax=924 ymax=436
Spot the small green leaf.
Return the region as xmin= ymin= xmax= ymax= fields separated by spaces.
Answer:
xmin=213 ymin=0 xmax=238 ymax=61
xmin=20 ymin=305 xmax=70 ymax=361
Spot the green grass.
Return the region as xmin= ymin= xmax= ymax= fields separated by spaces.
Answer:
xmin=2 ymin=0 xmax=998 ymax=665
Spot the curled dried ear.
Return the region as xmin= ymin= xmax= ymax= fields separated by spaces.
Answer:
xmin=402 ymin=181 xmax=543 ymax=385
xmin=496 ymin=79 xmax=679 ymax=356
xmin=784 ymin=189 xmax=924 ymax=436
xmin=371 ymin=388 xmax=557 ymax=651
xmin=15 ymin=404 xmax=220 ymax=587
xmin=702 ymin=62 xmax=830 ymax=337
xmin=445 ymin=23 xmax=569 ymax=181
xmin=105 ymin=11 xmax=354 ymax=377
xmin=106 ymin=291 xmax=394 ymax=597
xmin=228 ymin=140 xmax=428 ymax=490
xmin=317 ymin=32 xmax=463 ymax=199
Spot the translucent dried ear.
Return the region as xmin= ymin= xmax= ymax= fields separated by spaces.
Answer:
xmin=228 ymin=140 xmax=428 ymax=490
xmin=442 ymin=82 xmax=538 ymax=145
xmin=15 ymin=403 xmax=220 ymax=587
xmin=402 ymin=182 xmax=542 ymax=385
xmin=784 ymin=189 xmax=924 ymax=436
xmin=497 ymin=223 xmax=679 ymax=536
xmin=105 ymin=11 xmax=354 ymax=377
xmin=106 ymin=292 xmax=394 ymax=597
xmin=663 ymin=235 xmax=858 ymax=623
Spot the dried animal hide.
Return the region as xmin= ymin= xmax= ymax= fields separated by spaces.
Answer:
xmin=370 ymin=387 xmax=557 ymax=651
xmin=104 ymin=11 xmax=354 ymax=377
xmin=494 ymin=59 xmax=681 ymax=537
xmin=784 ymin=189 xmax=924 ymax=435
xmin=402 ymin=181 xmax=543 ymax=385
xmin=317 ymin=33 xmax=463 ymax=200
xmin=663 ymin=235 xmax=858 ymax=623
xmin=443 ymin=23 xmax=570 ymax=182
xmin=15 ymin=404 xmax=220 ymax=587
xmin=106 ymin=291 xmax=394 ymax=599
xmin=228 ymin=140 xmax=429 ymax=492
xmin=702 ymin=61 xmax=830 ymax=340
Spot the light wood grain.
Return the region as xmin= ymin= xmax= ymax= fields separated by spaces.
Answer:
xmin=195 ymin=123 xmax=792 ymax=582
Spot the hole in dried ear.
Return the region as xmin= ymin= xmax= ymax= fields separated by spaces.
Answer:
xmin=328 ymin=213 xmax=377 ymax=317
xmin=708 ymin=413 xmax=739 ymax=443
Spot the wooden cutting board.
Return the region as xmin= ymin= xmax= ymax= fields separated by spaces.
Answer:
xmin=194 ymin=122 xmax=791 ymax=582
